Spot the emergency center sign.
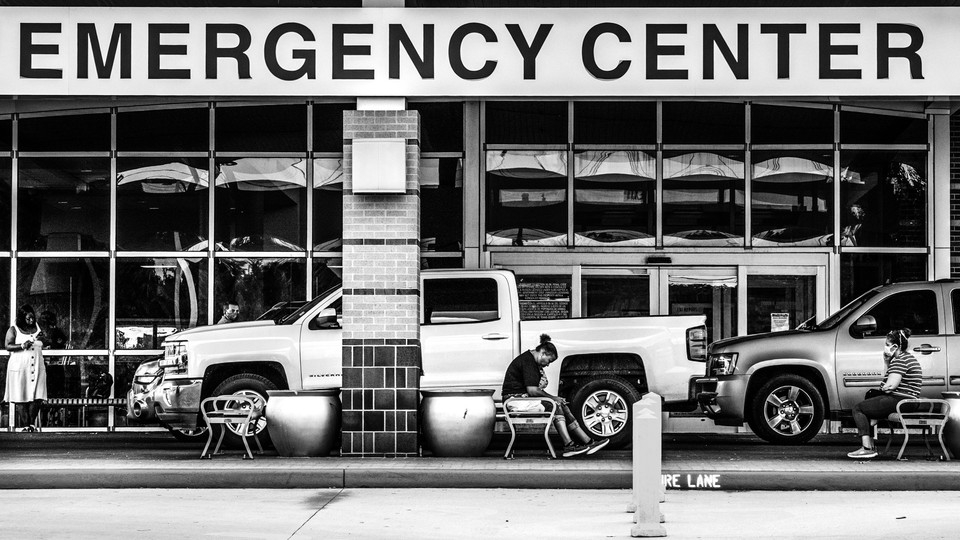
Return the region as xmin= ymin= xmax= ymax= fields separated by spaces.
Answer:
xmin=1 ymin=7 xmax=958 ymax=97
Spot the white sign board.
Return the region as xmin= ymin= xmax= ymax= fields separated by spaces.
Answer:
xmin=770 ymin=313 xmax=790 ymax=332
xmin=0 ymin=7 xmax=957 ymax=97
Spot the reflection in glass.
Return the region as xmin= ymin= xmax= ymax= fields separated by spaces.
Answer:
xmin=663 ymin=152 xmax=744 ymax=246
xmin=485 ymin=150 xmax=567 ymax=247
xmin=18 ymin=157 xmax=110 ymax=251
xmin=0 ymin=260 xmax=8 ymax=332
xmin=840 ymin=253 xmax=927 ymax=305
xmin=582 ymin=275 xmax=650 ymax=317
xmin=420 ymin=257 xmax=463 ymax=270
xmin=215 ymin=104 xmax=307 ymax=152
xmin=421 ymin=158 xmax=463 ymax=251
xmin=752 ymin=105 xmax=833 ymax=144
xmin=574 ymin=151 xmax=655 ymax=246
xmin=746 ymin=275 xmax=816 ymax=335
xmin=411 ymin=102 xmax=464 ymax=153
xmin=669 ymin=273 xmax=737 ymax=342
xmin=841 ymin=110 xmax=927 ymax=145
xmin=663 ymin=102 xmax=744 ymax=145
xmin=485 ymin=101 xmax=567 ymax=144
xmin=313 ymin=158 xmax=343 ymax=252
xmin=0 ymin=157 xmax=10 ymax=250
xmin=574 ymin=102 xmax=656 ymax=145
xmin=115 ymin=258 xmax=207 ymax=349
xmin=312 ymin=258 xmax=343 ymax=298
xmin=42 ymin=356 xmax=112 ymax=427
xmin=17 ymin=257 xmax=109 ymax=349
xmin=216 ymin=258 xmax=306 ymax=321
xmin=19 ymin=113 xmax=110 ymax=151
xmin=840 ymin=151 xmax=926 ymax=247
xmin=313 ymin=103 xmax=352 ymax=153
xmin=117 ymin=158 xmax=209 ymax=251
xmin=0 ymin=118 xmax=10 ymax=149
xmin=751 ymin=151 xmax=833 ymax=247
xmin=118 ymin=107 xmax=209 ymax=151
xmin=214 ymin=158 xmax=307 ymax=251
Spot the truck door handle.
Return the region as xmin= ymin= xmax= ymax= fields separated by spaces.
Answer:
xmin=912 ymin=344 xmax=941 ymax=354
xmin=482 ymin=333 xmax=509 ymax=341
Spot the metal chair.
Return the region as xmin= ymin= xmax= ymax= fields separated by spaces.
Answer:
xmin=502 ymin=397 xmax=558 ymax=459
xmin=199 ymin=395 xmax=264 ymax=460
xmin=882 ymin=398 xmax=951 ymax=461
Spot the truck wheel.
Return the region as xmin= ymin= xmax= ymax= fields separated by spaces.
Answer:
xmin=748 ymin=374 xmax=824 ymax=445
xmin=571 ymin=377 xmax=642 ymax=449
xmin=167 ymin=425 xmax=209 ymax=442
xmin=211 ymin=373 xmax=277 ymax=444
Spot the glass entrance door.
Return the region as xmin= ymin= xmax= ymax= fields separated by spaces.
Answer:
xmin=661 ymin=268 xmax=738 ymax=343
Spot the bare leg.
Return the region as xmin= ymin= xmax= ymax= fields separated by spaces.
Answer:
xmin=27 ymin=401 xmax=41 ymax=428
xmin=861 ymin=435 xmax=875 ymax=450
xmin=552 ymin=416 xmax=574 ymax=446
xmin=558 ymin=401 xmax=592 ymax=444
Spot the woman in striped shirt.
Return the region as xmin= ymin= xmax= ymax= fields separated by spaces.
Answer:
xmin=847 ymin=328 xmax=923 ymax=459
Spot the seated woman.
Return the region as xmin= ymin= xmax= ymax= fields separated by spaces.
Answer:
xmin=847 ymin=328 xmax=922 ymax=459
xmin=501 ymin=333 xmax=609 ymax=458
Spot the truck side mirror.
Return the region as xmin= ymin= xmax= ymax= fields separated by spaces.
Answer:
xmin=852 ymin=315 xmax=877 ymax=337
xmin=309 ymin=307 xmax=340 ymax=330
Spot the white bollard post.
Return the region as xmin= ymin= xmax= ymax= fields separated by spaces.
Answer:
xmin=630 ymin=392 xmax=666 ymax=537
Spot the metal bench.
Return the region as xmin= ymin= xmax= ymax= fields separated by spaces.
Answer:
xmin=499 ymin=397 xmax=558 ymax=459
xmin=199 ymin=395 xmax=264 ymax=460
xmin=881 ymin=398 xmax=951 ymax=461
xmin=6 ymin=398 xmax=127 ymax=431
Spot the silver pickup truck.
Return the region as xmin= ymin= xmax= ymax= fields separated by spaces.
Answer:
xmin=696 ymin=280 xmax=960 ymax=444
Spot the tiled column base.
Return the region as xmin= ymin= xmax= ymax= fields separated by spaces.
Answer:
xmin=341 ymin=339 xmax=421 ymax=456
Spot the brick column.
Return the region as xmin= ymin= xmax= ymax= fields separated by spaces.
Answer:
xmin=341 ymin=110 xmax=421 ymax=457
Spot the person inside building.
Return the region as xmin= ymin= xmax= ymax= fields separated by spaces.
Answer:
xmin=847 ymin=328 xmax=922 ymax=459
xmin=217 ymin=302 xmax=241 ymax=325
xmin=3 ymin=305 xmax=47 ymax=432
xmin=501 ymin=333 xmax=609 ymax=458
xmin=38 ymin=310 xmax=67 ymax=350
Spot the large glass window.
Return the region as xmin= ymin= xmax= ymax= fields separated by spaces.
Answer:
xmin=840 ymin=253 xmax=927 ymax=305
xmin=751 ymin=151 xmax=833 ymax=247
xmin=574 ymin=150 xmax=655 ymax=246
xmin=752 ymin=105 xmax=833 ymax=144
xmin=214 ymin=157 xmax=307 ymax=251
xmin=574 ymin=102 xmax=656 ymax=145
xmin=0 ymin=260 xmax=9 ymax=331
xmin=663 ymin=102 xmax=744 ymax=145
xmin=423 ymin=278 xmax=498 ymax=324
xmin=0 ymin=117 xmax=10 ymax=149
xmin=117 ymin=107 xmax=209 ymax=152
xmin=669 ymin=271 xmax=737 ymax=342
xmin=486 ymin=150 xmax=567 ymax=247
xmin=116 ymin=158 xmax=209 ymax=251
xmin=313 ymin=103 xmax=351 ymax=153
xmin=215 ymin=104 xmax=306 ymax=152
xmin=17 ymin=257 xmax=109 ymax=349
xmin=746 ymin=275 xmax=816 ymax=335
xmin=18 ymin=157 xmax=110 ymax=251
xmin=582 ymin=275 xmax=650 ymax=317
xmin=19 ymin=113 xmax=110 ymax=151
xmin=663 ymin=151 xmax=744 ymax=246
xmin=421 ymin=158 xmax=463 ymax=251
xmin=42 ymin=355 xmax=112 ymax=427
xmin=840 ymin=151 xmax=926 ymax=247
xmin=115 ymin=258 xmax=207 ymax=349
xmin=312 ymin=258 xmax=343 ymax=297
xmin=0 ymin=157 xmax=10 ymax=251
xmin=313 ymin=158 xmax=344 ymax=252
xmin=215 ymin=258 xmax=306 ymax=322
xmin=486 ymin=101 xmax=567 ymax=144
xmin=412 ymin=102 xmax=464 ymax=153
xmin=841 ymin=110 xmax=927 ymax=145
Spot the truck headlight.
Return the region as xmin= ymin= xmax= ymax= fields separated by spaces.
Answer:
xmin=708 ymin=352 xmax=738 ymax=376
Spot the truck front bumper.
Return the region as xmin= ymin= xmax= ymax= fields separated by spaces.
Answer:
xmin=153 ymin=378 xmax=203 ymax=429
xmin=694 ymin=375 xmax=748 ymax=426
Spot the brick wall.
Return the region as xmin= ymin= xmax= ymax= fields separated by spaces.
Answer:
xmin=951 ymin=111 xmax=960 ymax=277
xmin=340 ymin=110 xmax=422 ymax=457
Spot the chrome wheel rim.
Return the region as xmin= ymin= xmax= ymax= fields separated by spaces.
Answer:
xmin=226 ymin=389 xmax=268 ymax=436
xmin=762 ymin=385 xmax=816 ymax=437
xmin=177 ymin=426 xmax=208 ymax=438
xmin=580 ymin=389 xmax=629 ymax=437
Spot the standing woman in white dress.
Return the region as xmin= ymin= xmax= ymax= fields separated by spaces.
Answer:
xmin=4 ymin=305 xmax=46 ymax=431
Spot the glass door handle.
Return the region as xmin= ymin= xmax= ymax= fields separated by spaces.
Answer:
xmin=912 ymin=345 xmax=941 ymax=354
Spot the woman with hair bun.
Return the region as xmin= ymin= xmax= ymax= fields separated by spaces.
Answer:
xmin=501 ymin=333 xmax=609 ymax=458
xmin=847 ymin=328 xmax=922 ymax=459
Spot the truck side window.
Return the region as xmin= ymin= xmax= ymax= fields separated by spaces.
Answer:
xmin=860 ymin=290 xmax=938 ymax=337
xmin=951 ymin=289 xmax=960 ymax=334
xmin=423 ymin=278 xmax=499 ymax=324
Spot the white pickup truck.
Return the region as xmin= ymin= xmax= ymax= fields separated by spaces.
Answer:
xmin=129 ymin=269 xmax=707 ymax=447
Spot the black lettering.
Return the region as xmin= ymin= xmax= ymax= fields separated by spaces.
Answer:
xmin=77 ymin=23 xmax=131 ymax=79
xmin=206 ymin=24 xmax=251 ymax=79
xmin=646 ymin=24 xmax=687 ymax=80
xmin=506 ymin=23 xmax=552 ymax=80
xmin=877 ymin=24 xmax=923 ymax=79
xmin=148 ymin=24 xmax=190 ymax=79
xmin=760 ymin=24 xmax=806 ymax=79
xmin=703 ymin=24 xmax=748 ymax=80
xmin=819 ymin=24 xmax=861 ymax=79
xmin=332 ymin=24 xmax=373 ymax=80
xmin=582 ymin=23 xmax=631 ymax=80
xmin=389 ymin=24 xmax=434 ymax=79
xmin=20 ymin=23 xmax=62 ymax=79
xmin=265 ymin=23 xmax=316 ymax=81
xmin=448 ymin=23 xmax=497 ymax=80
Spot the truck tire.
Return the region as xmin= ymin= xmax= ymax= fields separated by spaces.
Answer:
xmin=571 ymin=376 xmax=642 ymax=449
xmin=211 ymin=373 xmax=277 ymax=445
xmin=166 ymin=425 xmax=209 ymax=443
xmin=748 ymin=374 xmax=825 ymax=445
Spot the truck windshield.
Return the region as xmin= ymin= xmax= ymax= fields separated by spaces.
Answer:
xmin=277 ymin=286 xmax=339 ymax=325
xmin=817 ymin=289 xmax=879 ymax=330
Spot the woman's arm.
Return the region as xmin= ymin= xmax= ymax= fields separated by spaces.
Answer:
xmin=525 ymin=386 xmax=565 ymax=403
xmin=4 ymin=327 xmax=22 ymax=352
xmin=881 ymin=373 xmax=902 ymax=392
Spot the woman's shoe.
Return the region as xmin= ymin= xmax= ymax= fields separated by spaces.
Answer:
xmin=847 ymin=447 xmax=877 ymax=459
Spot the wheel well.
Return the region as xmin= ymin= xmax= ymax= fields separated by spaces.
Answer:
xmin=743 ymin=365 xmax=829 ymax=424
xmin=558 ymin=353 xmax=647 ymax=399
xmin=201 ymin=362 xmax=289 ymax=398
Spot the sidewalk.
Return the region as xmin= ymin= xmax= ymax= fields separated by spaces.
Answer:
xmin=1 ymin=431 xmax=957 ymax=491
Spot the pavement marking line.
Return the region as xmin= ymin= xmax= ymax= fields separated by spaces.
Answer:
xmin=288 ymin=487 xmax=344 ymax=540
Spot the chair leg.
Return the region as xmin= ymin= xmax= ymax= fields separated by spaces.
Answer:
xmin=882 ymin=423 xmax=895 ymax=456
xmin=542 ymin=421 xmax=556 ymax=459
xmin=937 ymin=430 xmax=951 ymax=461
xmin=896 ymin=427 xmax=910 ymax=460
xmin=503 ymin=419 xmax=517 ymax=459
xmin=212 ymin=425 xmax=227 ymax=456
xmin=200 ymin=422 xmax=216 ymax=459
xmin=240 ymin=423 xmax=254 ymax=460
